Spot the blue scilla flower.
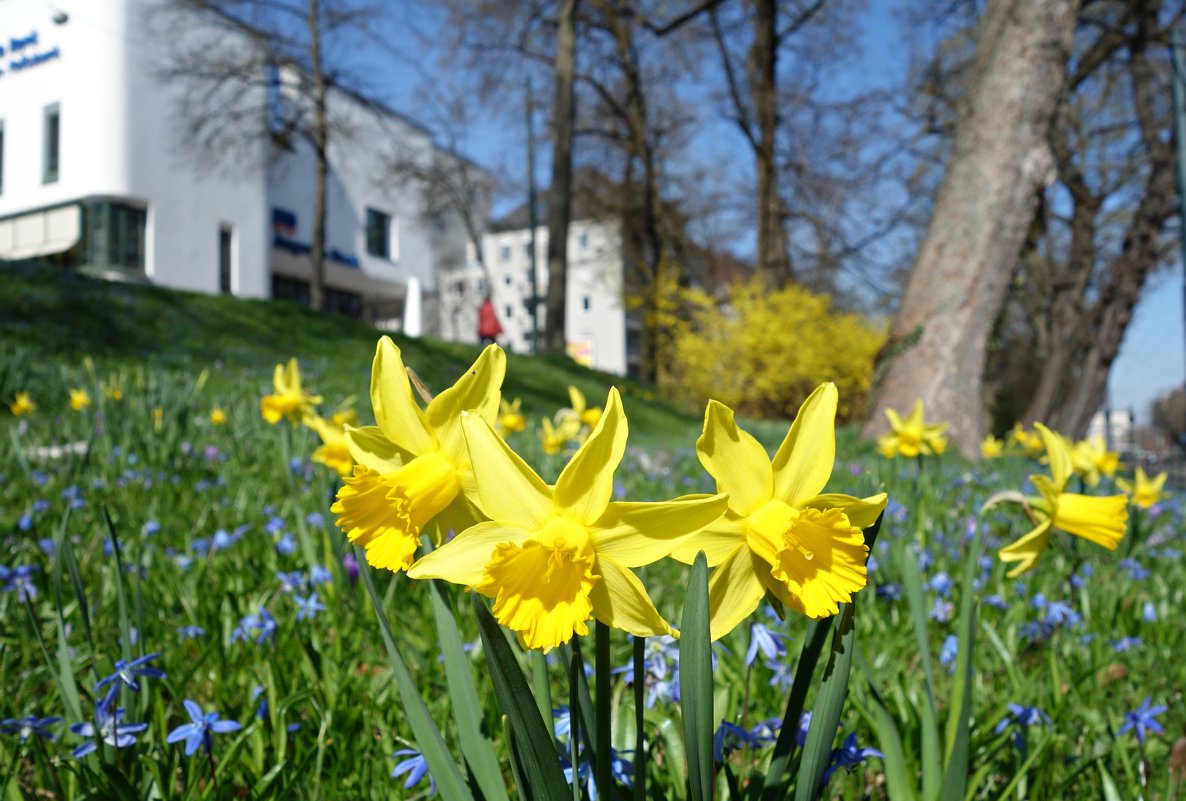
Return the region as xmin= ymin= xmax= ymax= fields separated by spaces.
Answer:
xmin=309 ymin=564 xmax=333 ymax=585
xmin=820 ymin=732 xmax=883 ymax=785
xmin=37 ymin=538 xmax=55 ymax=555
xmin=252 ymin=685 xmax=268 ymax=719
xmin=211 ymin=528 xmax=243 ymax=550
xmin=748 ymin=718 xmax=781 ymax=746
xmin=70 ymin=688 xmax=148 ymax=758
xmin=276 ymin=571 xmax=306 ymax=594
xmin=166 ymin=700 xmax=242 ymax=756
xmin=767 ymin=657 xmax=794 ymax=691
xmin=142 ymin=520 xmax=161 ymax=537
xmin=232 ymin=608 xmax=278 ymax=646
xmin=865 ymin=553 xmax=879 ymax=573
xmin=983 ymin=594 xmax=1007 ymax=610
xmin=1112 ymin=637 xmax=1142 ymax=652
xmin=713 ymin=721 xmax=751 ymax=762
xmin=391 ymin=748 xmax=435 ymax=795
xmin=1119 ymin=558 xmax=1150 ymax=580
xmin=17 ymin=514 xmax=33 ymax=532
xmin=293 ymin=592 xmax=324 ymax=622
xmin=94 ymin=653 xmax=166 ymax=693
xmin=939 ymin=634 xmax=959 ymax=673
xmin=929 ymin=597 xmax=954 ymax=623
xmin=875 ymin=582 xmax=901 ymax=602
xmin=191 ymin=538 xmax=211 ymax=557
xmin=994 ymin=703 xmax=1050 ymax=755
xmin=1142 ymin=601 xmax=1157 ymax=622
xmin=32 ymin=499 xmax=51 ymax=514
xmin=746 ymin=622 xmax=791 ymax=667
xmin=1030 ymin=592 xmax=1047 ymax=610
xmin=305 ymin=511 xmax=326 ymax=527
xmin=275 ymin=533 xmax=296 ymax=556
xmin=1119 ymin=696 xmax=1167 ymax=746
xmin=266 ymin=516 xmax=286 ymax=535
xmin=552 ymin=705 xmax=572 ymax=740
xmin=177 ymin=625 xmax=206 ymax=640
xmin=928 ymin=571 xmax=954 ymax=598
xmin=1 ymin=715 xmax=62 ymax=743
xmin=4 ymin=565 xmax=39 ymax=602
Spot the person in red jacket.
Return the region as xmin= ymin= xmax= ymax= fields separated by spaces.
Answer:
xmin=478 ymin=296 xmax=503 ymax=345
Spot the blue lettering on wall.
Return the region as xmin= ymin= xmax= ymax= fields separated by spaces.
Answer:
xmin=0 ymin=30 xmax=62 ymax=78
xmin=10 ymin=32 xmax=38 ymax=52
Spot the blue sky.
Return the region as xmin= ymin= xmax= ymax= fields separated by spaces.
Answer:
xmin=362 ymin=0 xmax=1184 ymax=424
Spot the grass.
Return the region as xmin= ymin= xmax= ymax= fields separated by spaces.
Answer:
xmin=0 ymin=261 xmax=1183 ymax=800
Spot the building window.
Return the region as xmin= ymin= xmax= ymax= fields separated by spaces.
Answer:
xmin=43 ymin=104 xmax=60 ymax=184
xmin=477 ymin=278 xmax=485 ymax=292
xmin=500 ymin=244 xmax=511 ymax=262
xmin=366 ymin=208 xmax=391 ymax=258
xmin=504 ymin=273 xmax=512 ymax=286
xmin=504 ymin=304 xmax=513 ymax=319
xmin=579 ymin=231 xmax=588 ymax=250
xmin=80 ymin=201 xmax=147 ymax=271
xmin=219 ymin=226 xmax=233 ymax=293
xmin=272 ymin=275 xmax=310 ymax=306
xmin=523 ymin=242 xmax=531 ymax=259
xmin=0 ymin=121 xmax=5 ymax=195
xmin=326 ymin=287 xmax=362 ymax=318
xmin=582 ymin=295 xmax=591 ymax=311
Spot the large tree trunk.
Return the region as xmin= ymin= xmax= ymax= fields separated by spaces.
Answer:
xmin=863 ymin=0 xmax=1078 ymax=456
xmin=1023 ymin=0 xmax=1176 ymax=436
xmin=751 ymin=0 xmax=791 ymax=284
xmin=543 ymin=0 xmax=578 ymax=356
xmin=307 ymin=0 xmax=327 ymax=312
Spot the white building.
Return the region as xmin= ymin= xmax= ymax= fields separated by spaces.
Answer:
xmin=0 ymin=0 xmax=483 ymax=327
xmin=439 ymin=216 xmax=639 ymax=377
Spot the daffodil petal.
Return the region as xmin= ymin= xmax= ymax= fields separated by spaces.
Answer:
xmin=1034 ymin=423 xmax=1071 ymax=490
xmin=802 ymin=493 xmax=888 ymax=529
xmin=998 ymin=520 xmax=1053 ymax=578
xmin=668 ymin=514 xmax=747 ymax=566
xmin=371 ymin=337 xmax=437 ymax=455
xmin=705 ymin=545 xmax=768 ymax=641
xmin=771 ymin=383 xmax=837 ymax=505
xmin=589 ymin=556 xmax=673 ymax=638
xmin=344 ymin=425 xmax=408 ymax=473
xmin=461 ymin=412 xmax=554 ymax=527
xmin=426 ymin=345 xmax=506 ymax=432
xmin=1054 ymin=493 xmax=1127 ymax=550
xmin=697 ymin=400 xmax=773 ymax=516
xmin=884 ymin=407 xmax=905 ymax=431
xmin=407 ymin=521 xmax=533 ymax=585
xmin=590 ymin=493 xmax=729 ymax=568
xmin=554 ymin=388 xmax=626 ymax=525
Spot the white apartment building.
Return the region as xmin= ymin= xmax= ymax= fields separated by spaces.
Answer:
xmin=0 ymin=0 xmax=482 ymax=327
xmin=438 ymin=217 xmax=639 ymax=377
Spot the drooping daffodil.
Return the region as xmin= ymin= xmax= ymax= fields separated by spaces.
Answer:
xmin=538 ymin=414 xmax=583 ymax=456
xmin=496 ymin=397 xmax=526 ymax=437
xmin=564 ymin=385 xmax=603 ymax=429
xmin=332 ymin=338 xmax=505 ymax=572
xmin=1117 ymin=467 xmax=1170 ymax=510
xmin=69 ymin=388 xmax=92 ymax=413
xmin=980 ymin=434 xmax=1004 ymax=459
xmin=671 ymin=383 xmax=887 ymax=640
xmin=408 ymin=387 xmax=729 ymax=652
xmin=996 ymin=423 xmax=1127 ymax=577
xmin=1070 ymin=435 xmax=1121 ymax=487
xmin=305 ymin=410 xmax=357 ymax=477
xmin=1008 ymin=423 xmax=1044 ymax=457
xmin=260 ymin=358 xmax=323 ymax=425
xmin=877 ymin=399 xmax=948 ymax=458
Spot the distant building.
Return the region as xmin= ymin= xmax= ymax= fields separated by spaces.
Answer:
xmin=0 ymin=0 xmax=484 ymax=329
xmin=439 ymin=216 xmax=640 ymax=377
xmin=1087 ymin=407 xmax=1135 ymax=453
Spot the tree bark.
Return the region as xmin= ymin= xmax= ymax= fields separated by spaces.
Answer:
xmin=863 ymin=0 xmax=1079 ymax=456
xmin=543 ymin=0 xmax=578 ymax=356
xmin=750 ymin=0 xmax=792 ymax=283
xmin=307 ymin=0 xmax=327 ymax=312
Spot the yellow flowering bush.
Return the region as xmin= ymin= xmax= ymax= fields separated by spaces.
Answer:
xmin=664 ymin=277 xmax=885 ymax=422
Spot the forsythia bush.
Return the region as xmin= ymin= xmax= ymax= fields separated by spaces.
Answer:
xmin=665 ymin=277 xmax=885 ymax=421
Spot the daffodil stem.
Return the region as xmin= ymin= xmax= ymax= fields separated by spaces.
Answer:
xmin=570 ymin=652 xmax=581 ymax=801
xmin=1 ymin=741 xmax=22 ymax=800
xmin=633 ymin=636 xmax=646 ymax=801
xmin=1125 ymin=507 xmax=1141 ymax=557
xmin=595 ymin=621 xmax=612 ymax=799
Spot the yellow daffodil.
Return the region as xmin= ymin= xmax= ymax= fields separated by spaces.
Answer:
xmin=1117 ymin=467 xmax=1170 ymax=510
xmin=565 ymin=385 xmax=603 ymax=429
xmin=1070 ymin=435 xmax=1120 ymax=487
xmin=331 ymin=338 xmax=505 ymax=572
xmin=538 ymin=415 xmax=582 ymax=455
xmin=330 ymin=408 xmax=358 ymax=428
xmin=10 ymin=392 xmax=37 ymax=416
xmin=69 ymin=388 xmax=92 ymax=412
xmin=980 ymin=434 xmax=1004 ymax=459
xmin=877 ymin=399 xmax=948 ymax=459
xmin=671 ymin=384 xmax=887 ymax=640
xmin=496 ymin=398 xmax=526 ymax=437
xmin=1008 ymin=423 xmax=1044 ymax=457
xmin=408 ymin=388 xmax=728 ymax=652
xmin=261 ymin=358 xmax=323 ymax=425
xmin=105 ymin=382 xmax=124 ymax=402
xmin=305 ymin=413 xmax=355 ymax=477
xmin=997 ymin=423 xmax=1127 ymax=577
xmin=210 ymin=406 xmax=227 ymax=426
xmin=152 ymin=407 xmax=164 ymax=432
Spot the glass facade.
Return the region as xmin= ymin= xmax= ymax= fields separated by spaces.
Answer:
xmin=366 ymin=208 xmax=390 ymax=258
xmin=80 ymin=201 xmax=147 ymax=271
xmin=43 ymin=105 xmax=59 ymax=184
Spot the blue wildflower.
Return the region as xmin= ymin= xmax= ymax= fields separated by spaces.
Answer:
xmin=928 ymin=571 xmax=954 ymax=598
xmin=276 ymin=571 xmax=306 ymax=594
xmin=746 ymin=622 xmax=790 ymax=666
xmin=309 ymin=564 xmax=333 ymax=584
xmin=69 ymin=688 xmax=148 ymax=758
xmin=94 ymin=653 xmax=166 ymax=693
xmin=37 ymin=538 xmax=55 ymax=555
xmin=142 ymin=520 xmax=161 ymax=537
xmin=1112 ymin=637 xmax=1142 ymax=652
xmin=293 ymin=592 xmax=325 ymax=622
xmin=875 ymin=582 xmax=901 ymax=602
xmin=166 ymin=700 xmax=242 ymax=756
xmin=1 ymin=715 xmax=62 ymax=743
xmin=994 ymin=703 xmax=1050 ymax=753
xmin=939 ymin=634 xmax=958 ymax=672
xmin=1142 ymin=601 xmax=1156 ymax=622
xmin=820 ymin=732 xmax=883 ymax=784
xmin=305 ymin=512 xmax=325 ymax=527
xmin=713 ymin=721 xmax=751 ymax=762
xmin=391 ymin=748 xmax=435 ymax=795
xmin=177 ymin=625 xmax=206 ymax=640
xmin=748 ymin=718 xmax=781 ymax=746
xmin=1119 ymin=697 xmax=1167 ymax=746
xmin=4 ymin=565 xmax=39 ymax=602
xmin=17 ymin=514 xmax=33 ymax=532
xmin=275 ymin=533 xmax=296 ymax=555
xmin=983 ymin=594 xmax=1007 ymax=610
xmin=1119 ymin=559 xmax=1150 ymax=580
xmin=232 ymin=608 xmax=278 ymax=646
xmin=252 ymin=685 xmax=268 ymax=719
xmin=929 ymin=597 xmax=954 ymax=623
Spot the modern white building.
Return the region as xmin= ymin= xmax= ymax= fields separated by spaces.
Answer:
xmin=0 ymin=0 xmax=483 ymax=327
xmin=438 ymin=216 xmax=640 ymax=376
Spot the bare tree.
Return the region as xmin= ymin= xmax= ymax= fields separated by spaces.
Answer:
xmin=160 ymin=0 xmax=382 ymax=311
xmin=863 ymin=0 xmax=1080 ymax=456
xmin=543 ymin=0 xmax=579 ymax=355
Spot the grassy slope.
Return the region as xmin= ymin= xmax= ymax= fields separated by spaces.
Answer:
xmin=0 ymin=262 xmax=702 ymax=446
